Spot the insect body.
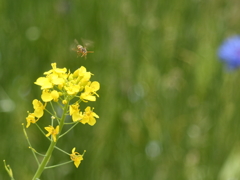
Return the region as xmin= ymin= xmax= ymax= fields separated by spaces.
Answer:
xmin=74 ymin=39 xmax=94 ymax=58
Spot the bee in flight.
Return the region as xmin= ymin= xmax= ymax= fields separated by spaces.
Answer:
xmin=73 ymin=39 xmax=94 ymax=58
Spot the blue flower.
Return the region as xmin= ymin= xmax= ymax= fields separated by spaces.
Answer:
xmin=218 ymin=35 xmax=240 ymax=69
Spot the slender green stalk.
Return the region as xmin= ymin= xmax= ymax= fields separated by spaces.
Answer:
xmin=32 ymin=102 xmax=69 ymax=180
xmin=54 ymin=146 xmax=70 ymax=155
xmin=22 ymin=124 xmax=40 ymax=165
xmin=35 ymin=123 xmax=50 ymax=141
xmin=49 ymin=101 xmax=59 ymax=118
xmin=3 ymin=160 xmax=15 ymax=180
xmin=44 ymin=108 xmax=56 ymax=118
xmin=45 ymin=161 xmax=72 ymax=169
xmin=32 ymin=140 xmax=56 ymax=180
xmin=60 ymin=121 xmax=79 ymax=138
xmin=29 ymin=147 xmax=46 ymax=157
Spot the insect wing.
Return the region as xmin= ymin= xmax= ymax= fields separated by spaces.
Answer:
xmin=74 ymin=39 xmax=80 ymax=45
xmin=70 ymin=39 xmax=80 ymax=52
xmin=81 ymin=38 xmax=94 ymax=48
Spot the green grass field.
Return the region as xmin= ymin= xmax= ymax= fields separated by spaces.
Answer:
xmin=1 ymin=0 xmax=240 ymax=179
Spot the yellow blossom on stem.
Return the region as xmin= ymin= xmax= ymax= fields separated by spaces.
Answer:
xmin=32 ymin=99 xmax=45 ymax=118
xmin=44 ymin=125 xmax=59 ymax=142
xmin=26 ymin=113 xmax=38 ymax=128
xmin=69 ymin=103 xmax=83 ymax=122
xmin=35 ymin=63 xmax=67 ymax=90
xmin=79 ymin=72 xmax=92 ymax=87
xmin=47 ymin=73 xmax=66 ymax=87
xmin=41 ymin=90 xmax=52 ymax=102
xmin=51 ymin=90 xmax=60 ymax=102
xmin=44 ymin=63 xmax=67 ymax=76
xmin=87 ymin=81 xmax=100 ymax=94
xmin=34 ymin=77 xmax=53 ymax=90
xmin=41 ymin=90 xmax=60 ymax=102
xmin=44 ymin=63 xmax=68 ymax=87
xmin=73 ymin=66 xmax=88 ymax=79
xmin=71 ymin=66 xmax=92 ymax=89
xmin=50 ymin=74 xmax=63 ymax=82
xmin=64 ymin=83 xmax=81 ymax=95
xmin=80 ymin=106 xmax=99 ymax=126
xmin=80 ymin=81 xmax=100 ymax=102
xmin=70 ymin=148 xmax=84 ymax=168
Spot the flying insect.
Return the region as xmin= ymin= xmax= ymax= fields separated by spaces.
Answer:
xmin=73 ymin=39 xmax=94 ymax=58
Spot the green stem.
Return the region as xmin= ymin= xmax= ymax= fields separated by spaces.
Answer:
xmin=44 ymin=108 xmax=56 ymax=118
xmin=3 ymin=160 xmax=15 ymax=180
xmin=35 ymin=123 xmax=50 ymax=141
xmin=23 ymin=124 xmax=40 ymax=165
xmin=32 ymin=102 xmax=69 ymax=180
xmin=60 ymin=121 xmax=79 ymax=138
xmin=54 ymin=146 xmax=70 ymax=155
xmin=45 ymin=160 xmax=72 ymax=169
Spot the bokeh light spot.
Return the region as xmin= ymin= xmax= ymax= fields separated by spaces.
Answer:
xmin=25 ymin=26 xmax=40 ymax=41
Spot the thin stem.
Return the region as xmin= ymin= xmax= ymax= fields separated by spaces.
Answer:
xmin=56 ymin=101 xmax=64 ymax=109
xmin=44 ymin=108 xmax=56 ymax=118
xmin=22 ymin=124 xmax=40 ymax=165
xmin=49 ymin=101 xmax=57 ymax=116
xmin=64 ymin=121 xmax=76 ymax=125
xmin=54 ymin=146 xmax=70 ymax=155
xmin=3 ymin=160 xmax=15 ymax=180
xmin=44 ymin=160 xmax=72 ymax=169
xmin=32 ymin=140 xmax=57 ymax=180
xmin=32 ymin=101 xmax=69 ymax=180
xmin=59 ymin=121 xmax=79 ymax=138
xmin=35 ymin=123 xmax=51 ymax=141
xmin=29 ymin=147 xmax=46 ymax=157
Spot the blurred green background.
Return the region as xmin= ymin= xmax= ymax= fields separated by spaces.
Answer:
xmin=1 ymin=0 xmax=240 ymax=179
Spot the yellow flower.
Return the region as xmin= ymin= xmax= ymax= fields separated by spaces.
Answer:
xmin=72 ymin=66 xmax=92 ymax=89
xmin=47 ymin=74 xmax=66 ymax=87
xmin=87 ymin=81 xmax=100 ymax=94
xmin=81 ymin=71 xmax=91 ymax=83
xmin=41 ymin=90 xmax=52 ymax=102
xmin=70 ymin=148 xmax=84 ymax=168
xmin=26 ymin=113 xmax=38 ymax=128
xmin=41 ymin=90 xmax=60 ymax=102
xmin=44 ymin=63 xmax=68 ymax=86
xmin=80 ymin=81 xmax=100 ymax=102
xmin=64 ymin=83 xmax=81 ymax=95
xmin=44 ymin=125 xmax=59 ymax=142
xmin=35 ymin=63 xmax=67 ymax=90
xmin=51 ymin=90 xmax=60 ymax=101
xmin=32 ymin=99 xmax=45 ymax=118
xmin=80 ymin=106 xmax=99 ymax=126
xmin=69 ymin=103 xmax=83 ymax=122
xmin=64 ymin=66 xmax=92 ymax=96
xmin=44 ymin=63 xmax=67 ymax=75
xmin=34 ymin=77 xmax=53 ymax=90
xmin=78 ymin=72 xmax=92 ymax=87
xmin=73 ymin=66 xmax=88 ymax=78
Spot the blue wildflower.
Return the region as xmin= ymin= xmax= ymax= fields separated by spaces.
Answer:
xmin=218 ymin=35 xmax=240 ymax=70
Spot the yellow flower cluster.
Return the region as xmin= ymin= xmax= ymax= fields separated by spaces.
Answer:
xmin=34 ymin=63 xmax=100 ymax=103
xmin=25 ymin=62 xmax=100 ymax=169
xmin=26 ymin=62 xmax=100 ymax=124
xmin=26 ymin=62 xmax=100 ymax=129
